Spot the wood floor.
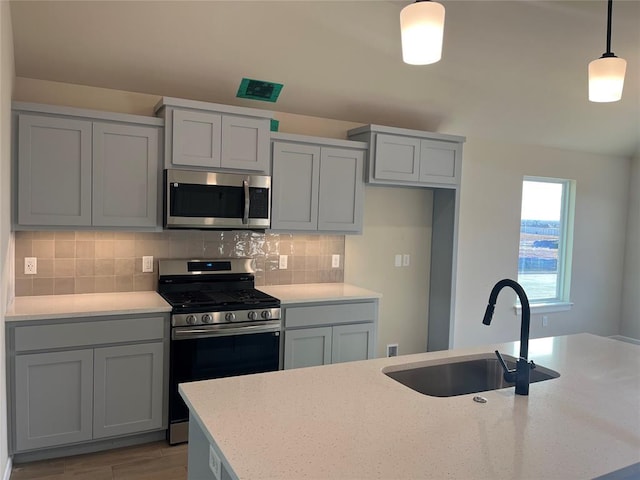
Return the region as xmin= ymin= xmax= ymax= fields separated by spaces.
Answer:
xmin=10 ymin=441 xmax=188 ymax=480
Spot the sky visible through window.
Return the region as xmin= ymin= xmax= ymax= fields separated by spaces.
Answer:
xmin=518 ymin=180 xmax=563 ymax=301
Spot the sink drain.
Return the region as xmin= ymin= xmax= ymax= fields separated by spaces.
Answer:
xmin=473 ymin=395 xmax=488 ymax=404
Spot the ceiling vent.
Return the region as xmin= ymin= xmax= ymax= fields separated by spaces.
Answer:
xmin=236 ymin=78 xmax=283 ymax=103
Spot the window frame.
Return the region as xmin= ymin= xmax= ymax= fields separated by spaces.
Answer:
xmin=516 ymin=176 xmax=575 ymax=312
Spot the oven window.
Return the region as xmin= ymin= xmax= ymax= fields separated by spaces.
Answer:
xmin=170 ymin=331 xmax=280 ymax=423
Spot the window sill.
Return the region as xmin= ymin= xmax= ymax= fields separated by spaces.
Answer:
xmin=513 ymin=302 xmax=573 ymax=315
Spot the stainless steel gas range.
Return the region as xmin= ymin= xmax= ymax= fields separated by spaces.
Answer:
xmin=157 ymin=258 xmax=281 ymax=445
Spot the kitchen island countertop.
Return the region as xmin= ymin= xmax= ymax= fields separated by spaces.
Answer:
xmin=180 ymin=333 xmax=640 ymax=479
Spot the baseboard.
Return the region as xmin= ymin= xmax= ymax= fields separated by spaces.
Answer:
xmin=609 ymin=335 xmax=640 ymax=345
xmin=3 ymin=457 xmax=12 ymax=480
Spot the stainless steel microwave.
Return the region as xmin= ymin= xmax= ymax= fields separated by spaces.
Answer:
xmin=164 ymin=169 xmax=271 ymax=230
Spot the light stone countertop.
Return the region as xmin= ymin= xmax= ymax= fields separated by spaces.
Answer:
xmin=180 ymin=333 xmax=640 ymax=480
xmin=258 ymin=283 xmax=381 ymax=304
xmin=5 ymin=291 xmax=171 ymax=322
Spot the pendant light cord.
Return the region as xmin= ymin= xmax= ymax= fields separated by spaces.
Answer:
xmin=604 ymin=0 xmax=614 ymax=57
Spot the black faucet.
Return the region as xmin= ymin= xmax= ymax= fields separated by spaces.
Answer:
xmin=482 ymin=279 xmax=536 ymax=395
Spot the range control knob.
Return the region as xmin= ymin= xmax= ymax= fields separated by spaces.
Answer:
xmin=186 ymin=315 xmax=197 ymax=325
xmin=201 ymin=313 xmax=213 ymax=324
xmin=225 ymin=312 xmax=236 ymax=322
xmin=247 ymin=311 xmax=258 ymax=321
xmin=261 ymin=310 xmax=272 ymax=320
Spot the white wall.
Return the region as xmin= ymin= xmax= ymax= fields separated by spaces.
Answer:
xmin=0 ymin=0 xmax=14 ymax=475
xmin=453 ymin=138 xmax=630 ymax=348
xmin=345 ymin=187 xmax=432 ymax=357
xmin=621 ymin=153 xmax=640 ymax=340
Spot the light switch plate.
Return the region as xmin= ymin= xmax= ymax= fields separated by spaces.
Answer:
xmin=403 ymin=254 xmax=410 ymax=267
xmin=142 ymin=256 xmax=154 ymax=273
xmin=331 ymin=254 xmax=340 ymax=268
xmin=279 ymin=255 xmax=288 ymax=269
xmin=394 ymin=254 xmax=402 ymax=267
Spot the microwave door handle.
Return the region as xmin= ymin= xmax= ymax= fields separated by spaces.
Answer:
xmin=243 ymin=179 xmax=250 ymax=224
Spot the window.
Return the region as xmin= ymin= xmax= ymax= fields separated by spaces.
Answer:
xmin=518 ymin=177 xmax=575 ymax=306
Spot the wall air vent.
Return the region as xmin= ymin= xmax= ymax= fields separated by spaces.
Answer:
xmin=236 ymin=78 xmax=283 ymax=103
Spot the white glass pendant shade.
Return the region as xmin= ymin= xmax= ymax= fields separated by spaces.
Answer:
xmin=588 ymin=55 xmax=627 ymax=102
xmin=400 ymin=1 xmax=445 ymax=65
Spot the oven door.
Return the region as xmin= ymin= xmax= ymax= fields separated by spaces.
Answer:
xmin=165 ymin=169 xmax=271 ymax=229
xmin=169 ymin=321 xmax=281 ymax=444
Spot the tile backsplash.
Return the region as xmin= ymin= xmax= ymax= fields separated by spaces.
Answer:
xmin=14 ymin=231 xmax=345 ymax=296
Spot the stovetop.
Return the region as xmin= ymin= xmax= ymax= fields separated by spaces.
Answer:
xmin=160 ymin=288 xmax=279 ymax=313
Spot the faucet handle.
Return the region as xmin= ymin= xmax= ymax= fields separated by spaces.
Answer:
xmin=494 ymin=350 xmax=516 ymax=383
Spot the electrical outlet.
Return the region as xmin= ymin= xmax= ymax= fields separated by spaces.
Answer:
xmin=394 ymin=254 xmax=402 ymax=267
xmin=331 ymin=254 xmax=340 ymax=268
xmin=279 ymin=255 xmax=288 ymax=269
xmin=386 ymin=344 xmax=399 ymax=357
xmin=142 ymin=256 xmax=154 ymax=273
xmin=403 ymin=254 xmax=410 ymax=267
xmin=24 ymin=257 xmax=37 ymax=275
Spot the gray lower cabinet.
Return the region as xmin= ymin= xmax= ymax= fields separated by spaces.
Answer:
xmin=15 ymin=349 xmax=94 ymax=451
xmin=271 ymin=133 xmax=366 ymax=233
xmin=282 ymin=300 xmax=378 ymax=369
xmin=347 ymin=124 xmax=465 ymax=188
xmin=8 ymin=314 xmax=168 ymax=454
xmin=155 ymin=97 xmax=272 ymax=173
xmin=93 ymin=343 xmax=164 ymax=439
xmin=284 ymin=327 xmax=332 ymax=368
xmin=13 ymin=102 xmax=163 ymax=230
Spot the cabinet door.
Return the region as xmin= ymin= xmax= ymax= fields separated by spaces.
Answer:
xmin=318 ymin=147 xmax=364 ymax=232
xmin=331 ymin=323 xmax=375 ymax=364
xmin=221 ymin=116 xmax=270 ymax=172
xmin=17 ymin=114 xmax=92 ymax=226
xmin=419 ymin=139 xmax=461 ymax=186
xmin=271 ymin=141 xmax=320 ymax=231
xmin=284 ymin=327 xmax=332 ymax=369
xmin=373 ymin=133 xmax=420 ymax=182
xmin=93 ymin=342 xmax=164 ymax=439
xmin=172 ymin=109 xmax=221 ymax=168
xmin=92 ymin=123 xmax=160 ymax=227
xmin=14 ymin=350 xmax=94 ymax=451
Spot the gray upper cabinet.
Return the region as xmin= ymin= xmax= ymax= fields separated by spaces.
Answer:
xmin=348 ymin=124 xmax=465 ymax=188
xmin=171 ymin=109 xmax=222 ymax=168
xmin=271 ymin=133 xmax=366 ymax=234
xmin=13 ymin=102 xmax=163 ymax=230
xmin=373 ymin=134 xmax=420 ymax=182
xmin=92 ymin=122 xmax=159 ymax=227
xmin=155 ymin=97 xmax=273 ymax=173
xmin=17 ymin=114 xmax=93 ymax=226
xmin=271 ymin=141 xmax=320 ymax=231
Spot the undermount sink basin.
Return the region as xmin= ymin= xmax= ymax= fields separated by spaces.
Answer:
xmin=382 ymin=353 xmax=560 ymax=397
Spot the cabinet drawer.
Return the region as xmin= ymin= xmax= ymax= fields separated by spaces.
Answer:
xmin=15 ymin=316 xmax=165 ymax=352
xmin=285 ymin=302 xmax=376 ymax=328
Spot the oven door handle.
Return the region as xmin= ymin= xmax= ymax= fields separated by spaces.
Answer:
xmin=242 ymin=179 xmax=250 ymax=225
xmin=172 ymin=321 xmax=281 ymax=340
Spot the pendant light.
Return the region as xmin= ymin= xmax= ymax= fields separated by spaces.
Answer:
xmin=400 ymin=0 xmax=445 ymax=65
xmin=588 ymin=0 xmax=627 ymax=102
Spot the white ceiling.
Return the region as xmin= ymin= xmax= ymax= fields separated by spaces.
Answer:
xmin=9 ymin=0 xmax=640 ymax=157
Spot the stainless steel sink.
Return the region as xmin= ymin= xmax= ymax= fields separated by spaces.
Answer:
xmin=382 ymin=353 xmax=560 ymax=397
